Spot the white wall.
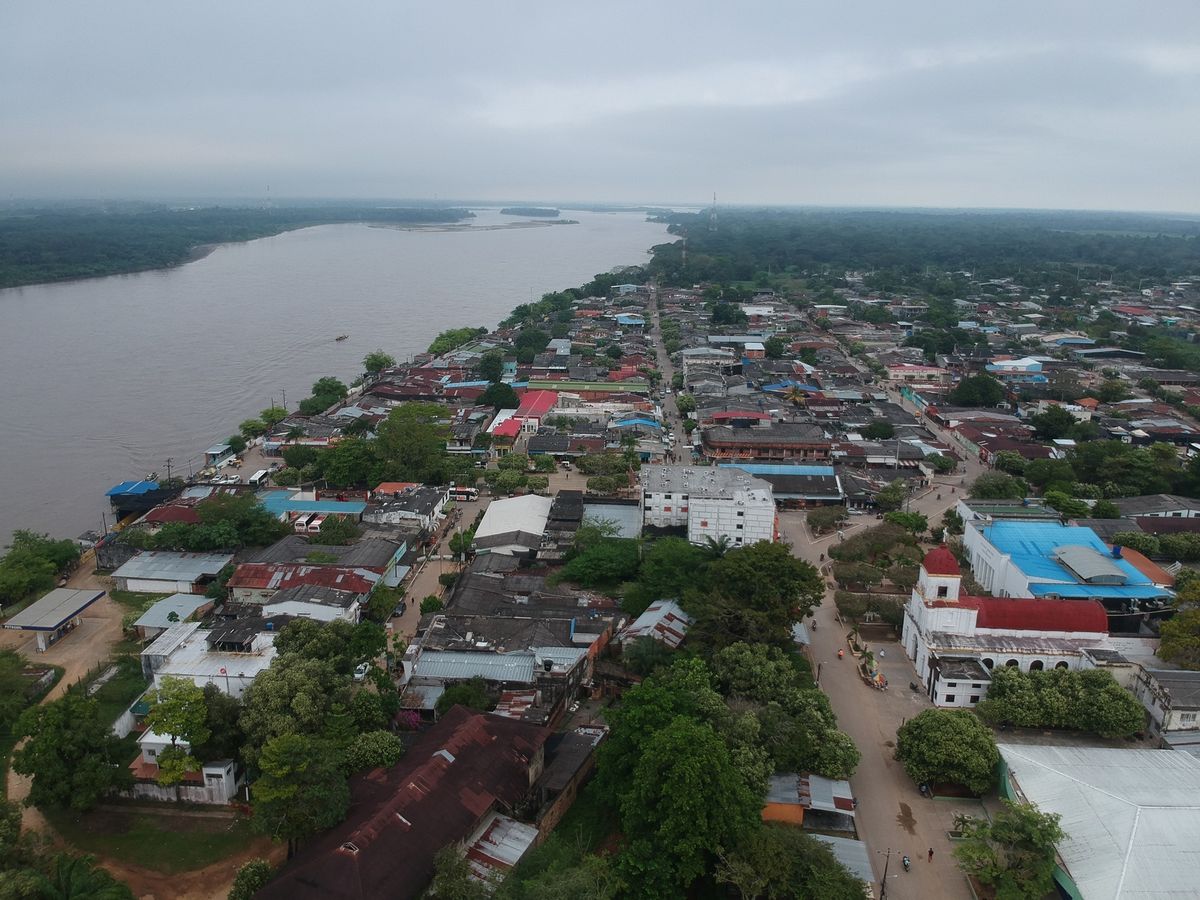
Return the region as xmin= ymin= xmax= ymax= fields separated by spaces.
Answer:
xmin=642 ymin=490 xmax=688 ymax=529
xmin=687 ymin=494 xmax=774 ymax=547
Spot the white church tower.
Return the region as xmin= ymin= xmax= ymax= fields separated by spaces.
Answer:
xmin=902 ymin=546 xmax=978 ymax=686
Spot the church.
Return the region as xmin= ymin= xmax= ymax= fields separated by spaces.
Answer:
xmin=902 ymin=546 xmax=1111 ymax=707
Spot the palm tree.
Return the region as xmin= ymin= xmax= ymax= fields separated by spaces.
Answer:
xmin=32 ymin=854 xmax=134 ymax=900
xmin=784 ymin=386 xmax=807 ymax=409
xmin=701 ymin=535 xmax=733 ymax=560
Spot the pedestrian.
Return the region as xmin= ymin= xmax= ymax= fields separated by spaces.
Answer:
xmin=928 ymin=848 xmax=934 ymax=862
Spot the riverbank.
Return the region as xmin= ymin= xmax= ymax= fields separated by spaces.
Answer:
xmin=370 ymin=219 xmax=578 ymax=233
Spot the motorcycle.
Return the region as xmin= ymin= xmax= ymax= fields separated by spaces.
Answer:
xmin=902 ymin=856 xmax=911 ymax=872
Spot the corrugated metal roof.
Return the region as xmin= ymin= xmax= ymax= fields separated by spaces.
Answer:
xmin=982 ymin=522 xmax=1152 ymax=590
xmin=106 ymin=479 xmax=159 ymax=496
xmin=413 ymin=651 xmax=536 ymax=683
xmin=112 ymin=551 xmax=233 ymax=582
xmin=132 ymin=594 xmax=211 ymax=629
xmin=1053 ymin=545 xmax=1129 ymax=584
xmin=999 ymin=744 xmax=1200 ymax=899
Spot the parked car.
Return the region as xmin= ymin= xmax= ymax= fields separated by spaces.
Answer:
xmin=353 ymin=662 xmax=370 ymax=682
xmin=391 ymin=601 xmax=407 ymax=618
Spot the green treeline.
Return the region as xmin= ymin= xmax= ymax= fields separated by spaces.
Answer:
xmin=0 ymin=205 xmax=473 ymax=289
xmin=646 ymin=208 xmax=1200 ymax=286
xmin=499 ymin=207 xmax=560 ymax=217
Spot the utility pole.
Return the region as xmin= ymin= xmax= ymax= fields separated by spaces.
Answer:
xmin=165 ymin=457 xmax=173 ymax=481
xmin=282 ymin=388 xmax=287 ymax=410
xmin=880 ymin=847 xmax=892 ymax=899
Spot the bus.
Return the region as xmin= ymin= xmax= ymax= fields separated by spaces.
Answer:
xmin=249 ymin=469 xmax=271 ymax=487
xmin=449 ymin=486 xmax=479 ymax=502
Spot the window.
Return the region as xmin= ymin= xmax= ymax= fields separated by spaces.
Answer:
xmin=936 ymin=585 xmax=948 ymax=599
xmin=945 ymin=694 xmax=956 ymax=703
xmin=737 ymin=510 xmax=744 ymax=517
xmin=1030 ymin=660 xmax=1044 ymax=671
xmin=1005 ymin=659 xmax=1019 ymax=667
xmin=946 ymin=682 xmax=958 ymax=688
xmin=664 ymin=493 xmax=673 ymax=500
xmin=700 ymin=520 xmax=708 ymax=527
xmin=736 ymin=524 xmax=743 ymax=530
xmin=969 ymin=695 xmax=981 ymax=704
xmin=663 ymin=506 xmax=671 ymax=512
xmin=1055 ymin=661 xmax=1069 ymax=670
xmin=1182 ymin=713 xmax=1197 ymax=725
xmin=983 ymin=658 xmax=994 ymax=669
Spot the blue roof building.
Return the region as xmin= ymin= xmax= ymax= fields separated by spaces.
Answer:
xmin=259 ymin=490 xmax=367 ymax=520
xmin=963 ymin=520 xmax=1173 ymax=617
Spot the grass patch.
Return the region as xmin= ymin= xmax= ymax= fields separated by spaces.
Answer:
xmin=44 ymin=806 xmax=255 ymax=874
xmin=109 ymin=590 xmax=171 ymax=611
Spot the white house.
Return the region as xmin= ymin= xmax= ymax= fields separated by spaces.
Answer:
xmin=901 ymin=546 xmax=1111 ymax=707
xmin=140 ymin=621 xmax=278 ymax=698
xmin=128 ymin=729 xmax=240 ymax=804
xmin=640 ymin=465 xmax=775 ymax=548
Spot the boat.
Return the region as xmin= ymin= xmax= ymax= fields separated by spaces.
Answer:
xmin=335 ymin=334 xmax=349 ymax=341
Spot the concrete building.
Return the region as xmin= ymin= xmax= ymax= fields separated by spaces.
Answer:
xmin=140 ymin=621 xmax=277 ymax=697
xmin=640 ymin=465 xmax=775 ymax=548
xmin=902 ymin=547 xmax=1111 ymax=707
xmin=1133 ymin=668 xmax=1200 ymax=749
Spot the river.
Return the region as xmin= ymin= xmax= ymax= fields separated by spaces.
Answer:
xmin=0 ymin=208 xmax=670 ymax=541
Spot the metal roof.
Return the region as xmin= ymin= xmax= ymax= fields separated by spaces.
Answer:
xmin=980 ymin=522 xmax=1152 ymax=590
xmin=4 ymin=589 xmax=105 ymax=631
xmin=1000 ymin=744 xmax=1200 ymax=899
xmin=112 ymin=551 xmax=234 ymax=582
xmin=132 ymin=594 xmax=211 ymax=629
xmin=413 ymin=651 xmax=536 ymax=683
xmin=811 ymin=835 xmax=873 ymax=886
xmin=1053 ymin=545 xmax=1129 ymax=584
xmin=105 ymin=479 xmax=159 ymax=496
xmin=475 ymin=495 xmax=553 ymax=543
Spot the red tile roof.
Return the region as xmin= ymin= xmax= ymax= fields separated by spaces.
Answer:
xmin=943 ymin=596 xmax=1109 ymax=634
xmin=923 ymin=546 xmax=961 ymax=576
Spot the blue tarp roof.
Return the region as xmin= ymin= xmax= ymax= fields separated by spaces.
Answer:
xmin=106 ymin=480 xmax=159 ymax=496
xmin=721 ymin=464 xmax=836 ymax=476
xmin=762 ymin=381 xmax=820 ymax=393
xmin=610 ymin=418 xmax=661 ymax=429
xmin=259 ymin=491 xmax=366 ymax=517
xmin=1029 ymin=583 xmax=1169 ymax=599
xmin=982 ymin=521 xmax=1152 ymax=588
xmin=444 ymin=380 xmax=491 ymax=388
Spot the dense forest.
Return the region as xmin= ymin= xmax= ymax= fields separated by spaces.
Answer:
xmin=499 ymin=207 xmax=560 ymax=217
xmin=0 ymin=205 xmax=473 ymax=288
xmin=646 ymin=208 xmax=1200 ymax=287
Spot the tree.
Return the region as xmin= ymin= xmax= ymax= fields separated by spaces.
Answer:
xmin=23 ymin=853 xmax=135 ymax=900
xmin=895 ymin=709 xmax=999 ymax=795
xmin=260 ymin=406 xmax=288 ymax=428
xmin=561 ymin=539 xmax=641 ymax=587
xmin=711 ymin=303 xmax=749 ymax=327
xmin=239 ymin=656 xmax=350 ymax=768
xmin=228 ymin=859 xmax=274 ymax=900
xmin=1029 ymin=405 xmax=1077 ymax=441
xmin=362 ymin=350 xmax=396 ymax=375
xmin=716 ymin=823 xmax=866 ymax=900
xmin=1091 ymin=499 xmax=1121 ymax=519
xmin=311 ymin=376 xmax=348 ymax=399
xmin=927 ymin=453 xmax=956 ymax=474
xmin=190 ymin=684 xmax=243 ymax=763
xmin=1043 ymin=490 xmax=1089 ymax=519
xmin=1097 ymin=378 xmax=1131 ymax=403
xmin=145 ymin=676 xmax=210 ymax=750
xmin=942 ymin=509 xmax=965 ymax=536
xmin=1111 ymin=531 xmax=1159 ymax=556
xmin=875 ymin=479 xmax=908 ymax=511
xmin=227 ymin=434 xmax=247 ymax=454
xmin=345 ymin=730 xmax=405 ymax=772
xmin=862 ymin=421 xmax=894 ymax=440
xmin=480 ymin=382 xmax=520 ymax=411
xmin=884 ymin=510 xmax=928 ymax=536
xmin=969 ymin=473 xmax=1025 ymax=500
xmin=616 ymin=717 xmax=760 ymax=896
xmin=307 ymin=514 xmax=360 ymax=545
xmin=622 ymin=636 xmax=676 ymax=676
xmin=251 ymin=734 xmax=350 ymax=856
xmin=13 ymin=693 xmax=134 ymax=811
xmin=1159 ymin=609 xmax=1200 ymax=669
xmin=763 ymin=336 xmax=786 ymax=359
xmin=420 ymin=595 xmax=443 ymax=615
xmin=436 ymin=677 xmax=491 ymax=716
xmin=374 ymin=403 xmax=453 ymax=483
xmin=1023 ymin=458 xmax=1076 ymax=489
xmin=240 ymin=418 xmax=267 ymax=439
xmin=948 ymin=375 xmax=1005 ymax=407
xmin=953 ymin=800 xmax=1064 ymax=900
xmin=806 ymin=506 xmax=848 ymax=534
xmin=992 ymin=450 xmax=1027 ymax=475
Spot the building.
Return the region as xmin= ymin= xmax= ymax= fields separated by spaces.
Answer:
xmin=962 ymin=520 xmax=1173 ymax=617
xmin=720 ymin=463 xmax=844 ymax=507
xmin=257 ymin=707 xmax=551 ymax=900
xmin=1133 ymin=668 xmax=1200 ymax=748
xmin=140 ymin=621 xmax=277 ymax=697
xmin=3 ymin=588 xmax=105 ymax=652
xmin=362 ymin=484 xmax=449 ymax=531
xmin=902 ymin=547 xmax=1111 ymax=706
xmin=885 ymin=363 xmax=951 ymax=387
xmin=513 ymin=389 xmax=560 ymax=434
xmin=700 ymin=423 xmax=832 ymax=463
xmin=131 ymin=593 xmax=214 ymax=641
xmin=640 ymin=465 xmax=775 ymax=547
xmin=998 ymin=744 xmax=1200 ymax=899
xmin=1112 ymin=494 xmax=1200 ymax=519
xmin=246 ymin=535 xmax=408 ymax=587
xmin=111 ymin=551 xmax=234 ymax=594
xmin=225 ymin=563 xmax=381 ymax=606
xmin=127 ymin=730 xmax=239 ymax=804
xmin=473 ymin=494 xmax=554 ymax=557
xmin=617 ymin=599 xmax=692 ymax=648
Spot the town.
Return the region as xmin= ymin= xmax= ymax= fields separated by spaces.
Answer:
xmin=5 ymin=211 xmax=1200 ymax=900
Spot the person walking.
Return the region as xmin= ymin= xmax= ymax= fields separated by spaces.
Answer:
xmin=928 ymin=848 xmax=934 ymax=863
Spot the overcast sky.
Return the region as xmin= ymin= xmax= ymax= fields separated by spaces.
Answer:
xmin=3 ymin=2 xmax=1198 ymax=211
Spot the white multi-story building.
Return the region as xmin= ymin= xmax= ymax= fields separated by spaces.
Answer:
xmin=639 ymin=465 xmax=775 ymax=548
xmin=901 ymin=546 xmax=1111 ymax=708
